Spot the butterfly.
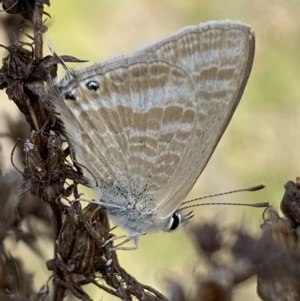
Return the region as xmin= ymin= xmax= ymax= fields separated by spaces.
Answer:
xmin=48 ymin=20 xmax=255 ymax=249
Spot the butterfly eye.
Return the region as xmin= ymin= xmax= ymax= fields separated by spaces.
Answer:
xmin=166 ymin=211 xmax=182 ymax=231
xmin=86 ymin=80 xmax=100 ymax=91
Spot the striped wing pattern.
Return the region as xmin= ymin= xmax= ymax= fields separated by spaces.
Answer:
xmin=49 ymin=20 xmax=255 ymax=233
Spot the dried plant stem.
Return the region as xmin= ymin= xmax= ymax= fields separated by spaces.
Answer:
xmin=32 ymin=0 xmax=44 ymax=60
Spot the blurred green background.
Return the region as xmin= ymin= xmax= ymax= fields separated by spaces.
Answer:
xmin=1 ymin=0 xmax=300 ymax=300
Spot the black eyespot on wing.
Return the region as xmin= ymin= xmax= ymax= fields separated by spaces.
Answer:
xmin=86 ymin=80 xmax=100 ymax=91
xmin=64 ymin=93 xmax=76 ymax=100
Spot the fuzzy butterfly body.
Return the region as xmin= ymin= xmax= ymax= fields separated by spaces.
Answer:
xmin=48 ymin=20 xmax=255 ymax=239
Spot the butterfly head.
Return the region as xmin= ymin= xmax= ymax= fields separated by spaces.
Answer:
xmin=164 ymin=210 xmax=194 ymax=231
xmin=105 ymin=196 xmax=193 ymax=234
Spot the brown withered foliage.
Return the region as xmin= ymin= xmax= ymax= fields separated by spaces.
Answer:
xmin=1 ymin=1 xmax=300 ymax=301
xmin=166 ymin=180 xmax=300 ymax=301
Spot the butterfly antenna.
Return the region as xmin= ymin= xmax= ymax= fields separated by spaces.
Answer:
xmin=179 ymin=184 xmax=270 ymax=211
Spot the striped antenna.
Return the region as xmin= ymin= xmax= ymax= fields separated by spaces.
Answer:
xmin=179 ymin=184 xmax=270 ymax=211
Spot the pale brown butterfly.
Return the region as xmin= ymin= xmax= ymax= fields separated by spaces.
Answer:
xmin=48 ymin=20 xmax=255 ymax=249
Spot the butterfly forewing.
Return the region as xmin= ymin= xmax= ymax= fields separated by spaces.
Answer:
xmin=50 ymin=20 xmax=255 ymax=232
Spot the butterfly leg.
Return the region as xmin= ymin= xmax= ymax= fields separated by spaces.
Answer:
xmin=110 ymin=236 xmax=138 ymax=251
xmin=102 ymin=232 xmax=145 ymax=250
